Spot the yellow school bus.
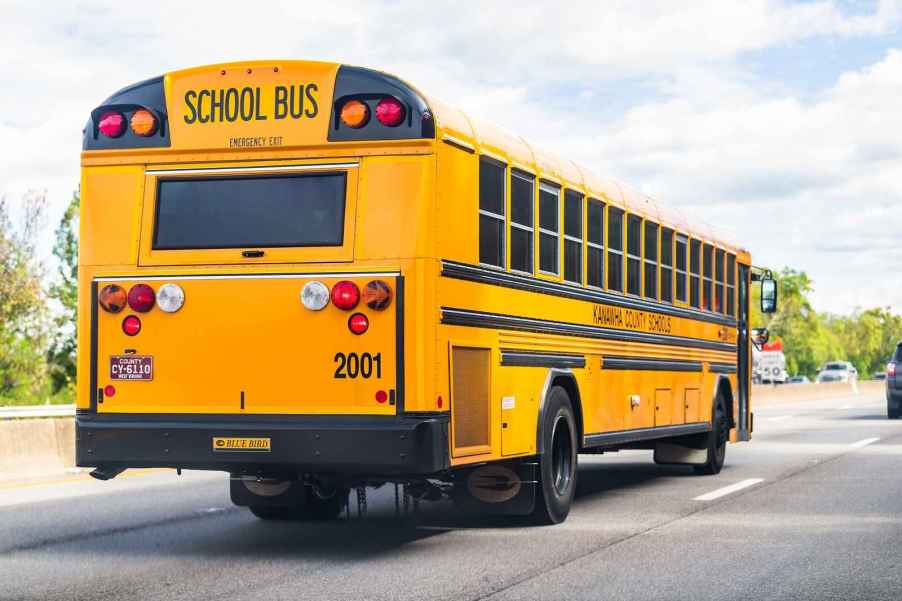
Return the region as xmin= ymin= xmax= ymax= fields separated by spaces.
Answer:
xmin=76 ymin=60 xmax=776 ymax=524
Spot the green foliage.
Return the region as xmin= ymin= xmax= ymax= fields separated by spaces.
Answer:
xmin=752 ymin=268 xmax=902 ymax=379
xmin=47 ymin=190 xmax=79 ymax=397
xmin=0 ymin=193 xmax=49 ymax=401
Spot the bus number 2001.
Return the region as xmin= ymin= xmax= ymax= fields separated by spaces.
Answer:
xmin=333 ymin=352 xmax=382 ymax=379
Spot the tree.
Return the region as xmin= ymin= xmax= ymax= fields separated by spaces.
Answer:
xmin=0 ymin=192 xmax=48 ymax=401
xmin=47 ymin=190 xmax=79 ymax=395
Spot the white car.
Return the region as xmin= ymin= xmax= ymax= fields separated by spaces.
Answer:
xmin=816 ymin=361 xmax=858 ymax=383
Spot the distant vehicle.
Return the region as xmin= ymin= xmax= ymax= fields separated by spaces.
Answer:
xmin=786 ymin=375 xmax=810 ymax=384
xmin=816 ymin=361 xmax=858 ymax=383
xmin=752 ymin=340 xmax=787 ymax=384
xmin=886 ymin=343 xmax=902 ymax=419
xmin=873 ymin=372 xmax=887 ymax=381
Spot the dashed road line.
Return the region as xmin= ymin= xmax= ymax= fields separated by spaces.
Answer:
xmin=849 ymin=437 xmax=880 ymax=449
xmin=693 ymin=478 xmax=765 ymax=501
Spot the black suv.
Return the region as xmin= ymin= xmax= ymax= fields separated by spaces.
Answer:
xmin=886 ymin=343 xmax=902 ymax=419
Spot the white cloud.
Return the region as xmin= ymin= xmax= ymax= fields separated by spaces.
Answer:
xmin=1 ymin=0 xmax=901 ymax=313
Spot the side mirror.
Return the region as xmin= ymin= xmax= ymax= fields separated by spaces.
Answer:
xmin=752 ymin=327 xmax=770 ymax=346
xmin=761 ymin=277 xmax=778 ymax=313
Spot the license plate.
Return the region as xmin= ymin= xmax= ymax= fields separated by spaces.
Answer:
xmin=212 ymin=437 xmax=271 ymax=452
xmin=109 ymin=355 xmax=153 ymax=381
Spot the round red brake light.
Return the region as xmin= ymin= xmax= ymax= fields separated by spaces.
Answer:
xmin=348 ymin=312 xmax=369 ymax=335
xmin=127 ymin=284 xmax=156 ymax=313
xmin=98 ymin=111 xmax=126 ymax=138
xmin=330 ymin=281 xmax=360 ymax=310
xmin=375 ymin=97 xmax=405 ymax=127
xmin=122 ymin=315 xmax=141 ymax=336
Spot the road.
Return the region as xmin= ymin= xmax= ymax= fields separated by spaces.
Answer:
xmin=2 ymin=392 xmax=901 ymax=601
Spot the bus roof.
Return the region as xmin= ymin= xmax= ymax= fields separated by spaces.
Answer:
xmin=424 ymin=93 xmax=745 ymax=255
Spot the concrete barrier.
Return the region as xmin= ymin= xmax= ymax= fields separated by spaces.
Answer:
xmin=0 ymin=417 xmax=75 ymax=481
xmin=753 ymin=380 xmax=883 ymax=406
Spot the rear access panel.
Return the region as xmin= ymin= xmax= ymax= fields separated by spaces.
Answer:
xmin=93 ymin=273 xmax=399 ymax=416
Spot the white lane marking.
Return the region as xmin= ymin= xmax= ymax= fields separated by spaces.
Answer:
xmin=694 ymin=478 xmax=764 ymax=501
xmin=849 ymin=437 xmax=880 ymax=449
xmin=839 ymin=405 xmax=853 ymax=410
xmin=768 ymin=415 xmax=793 ymax=422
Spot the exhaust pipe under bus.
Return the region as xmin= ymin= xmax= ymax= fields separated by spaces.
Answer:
xmin=89 ymin=466 xmax=127 ymax=481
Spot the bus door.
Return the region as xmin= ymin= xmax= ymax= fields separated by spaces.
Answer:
xmin=737 ymin=264 xmax=751 ymax=440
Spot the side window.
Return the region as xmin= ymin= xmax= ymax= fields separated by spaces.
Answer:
xmin=626 ymin=214 xmax=642 ymax=295
xmin=660 ymin=228 xmax=673 ymax=303
xmin=607 ymin=207 xmax=624 ymax=291
xmin=587 ymin=199 xmax=605 ymax=288
xmin=563 ymin=190 xmax=584 ymax=284
xmin=703 ymin=243 xmax=713 ymax=311
xmin=510 ymin=170 xmax=534 ymax=274
xmin=538 ymin=182 xmax=560 ymax=275
xmin=715 ymin=248 xmax=725 ymax=314
xmin=675 ymin=234 xmax=688 ymax=303
xmin=727 ymin=253 xmax=736 ymax=316
xmin=478 ymin=157 xmax=506 ymax=268
xmin=689 ymin=239 xmax=701 ymax=308
xmin=643 ymin=221 xmax=658 ymax=299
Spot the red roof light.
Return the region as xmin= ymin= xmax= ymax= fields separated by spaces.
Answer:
xmin=375 ymin=97 xmax=405 ymax=127
xmin=98 ymin=111 xmax=126 ymax=138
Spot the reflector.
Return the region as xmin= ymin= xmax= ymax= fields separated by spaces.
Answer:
xmin=127 ymin=284 xmax=156 ymax=313
xmin=122 ymin=315 xmax=141 ymax=336
xmin=301 ymin=281 xmax=330 ymax=311
xmin=157 ymin=283 xmax=185 ymax=313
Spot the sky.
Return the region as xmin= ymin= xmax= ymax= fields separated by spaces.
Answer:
xmin=2 ymin=0 xmax=901 ymax=315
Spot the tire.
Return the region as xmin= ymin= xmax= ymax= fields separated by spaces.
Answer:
xmin=530 ymin=386 xmax=578 ymax=525
xmin=889 ymin=407 xmax=900 ymax=420
xmin=693 ymin=393 xmax=729 ymax=475
xmin=249 ymin=486 xmax=348 ymax=521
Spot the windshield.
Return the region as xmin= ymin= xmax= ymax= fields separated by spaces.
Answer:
xmin=824 ymin=363 xmax=847 ymax=371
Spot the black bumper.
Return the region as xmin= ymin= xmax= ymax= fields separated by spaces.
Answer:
xmin=76 ymin=413 xmax=450 ymax=476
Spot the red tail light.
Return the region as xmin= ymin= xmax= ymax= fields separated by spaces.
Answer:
xmin=375 ymin=97 xmax=405 ymax=126
xmin=331 ymin=281 xmax=360 ymax=310
xmin=122 ymin=315 xmax=141 ymax=336
xmin=375 ymin=390 xmax=388 ymax=404
xmin=103 ymin=385 xmax=116 ymax=397
xmin=348 ymin=312 xmax=369 ymax=335
xmin=98 ymin=111 xmax=126 ymax=137
xmin=127 ymin=284 xmax=156 ymax=312
xmin=888 ymin=363 xmax=896 ymax=377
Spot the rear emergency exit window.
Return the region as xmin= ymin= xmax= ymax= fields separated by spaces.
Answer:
xmin=153 ymin=173 xmax=346 ymax=249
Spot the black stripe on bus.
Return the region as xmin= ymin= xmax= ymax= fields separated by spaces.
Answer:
xmin=395 ymin=275 xmax=406 ymax=413
xmin=441 ymin=259 xmax=737 ymax=328
xmin=500 ymin=350 xmax=585 ymax=369
xmin=89 ymin=280 xmax=99 ymax=414
xmin=710 ymin=363 xmax=738 ymax=374
xmin=583 ymin=422 xmax=711 ymax=448
xmin=602 ymin=356 xmax=703 ymax=372
xmin=443 ymin=137 xmax=476 ymax=154
xmin=441 ymin=307 xmax=736 ymax=353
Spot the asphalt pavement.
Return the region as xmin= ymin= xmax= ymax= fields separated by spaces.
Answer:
xmin=1 ymin=391 xmax=900 ymax=601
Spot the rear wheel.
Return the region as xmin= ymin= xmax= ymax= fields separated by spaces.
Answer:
xmin=889 ymin=406 xmax=900 ymax=420
xmin=530 ymin=386 xmax=578 ymax=525
xmin=694 ymin=393 xmax=729 ymax=475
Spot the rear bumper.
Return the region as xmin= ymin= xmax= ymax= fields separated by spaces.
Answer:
xmin=76 ymin=412 xmax=450 ymax=476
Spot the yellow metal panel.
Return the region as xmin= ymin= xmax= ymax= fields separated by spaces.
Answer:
xmin=80 ymin=166 xmax=145 ymax=266
xmin=684 ymin=388 xmax=701 ymax=423
xmin=655 ymin=389 xmax=673 ymax=426
xmin=95 ymin=274 xmax=396 ymax=415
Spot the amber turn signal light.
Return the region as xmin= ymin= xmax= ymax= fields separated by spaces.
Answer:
xmin=99 ymin=284 xmax=127 ymax=313
xmin=363 ymin=280 xmax=392 ymax=310
xmin=340 ymin=99 xmax=369 ymax=129
xmin=130 ymin=109 xmax=158 ymax=136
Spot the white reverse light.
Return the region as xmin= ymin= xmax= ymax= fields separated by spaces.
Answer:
xmin=301 ymin=281 xmax=330 ymax=311
xmin=157 ymin=283 xmax=185 ymax=313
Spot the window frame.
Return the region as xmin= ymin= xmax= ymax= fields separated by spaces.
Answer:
xmin=675 ymin=233 xmax=688 ymax=304
xmin=607 ymin=206 xmax=625 ymax=292
xmin=537 ymin=180 xmax=562 ymax=277
xmin=702 ymin=243 xmax=714 ymax=311
xmin=586 ymin=198 xmax=605 ymax=290
xmin=626 ymin=213 xmax=642 ymax=296
xmin=643 ymin=220 xmax=659 ymax=300
xmin=689 ymin=238 xmax=701 ymax=309
xmin=726 ymin=253 xmax=736 ymax=317
xmin=509 ymin=168 xmax=536 ymax=276
xmin=477 ymin=155 xmax=507 ymax=269
xmin=715 ymin=248 xmax=726 ymax=314
xmin=660 ymin=227 xmax=674 ymax=304
xmin=563 ymin=189 xmax=584 ymax=285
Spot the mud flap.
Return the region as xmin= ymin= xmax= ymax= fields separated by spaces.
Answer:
xmin=653 ymin=442 xmax=708 ymax=466
xmin=452 ymin=461 xmax=537 ymax=515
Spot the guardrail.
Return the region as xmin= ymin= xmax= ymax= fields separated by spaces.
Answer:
xmin=0 ymin=404 xmax=75 ymax=419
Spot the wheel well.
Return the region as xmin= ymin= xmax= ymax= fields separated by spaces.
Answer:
xmin=716 ymin=376 xmax=735 ymax=429
xmin=551 ymin=374 xmax=584 ymax=449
